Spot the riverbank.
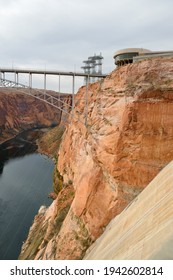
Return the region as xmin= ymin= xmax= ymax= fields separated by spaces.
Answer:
xmin=0 ymin=125 xmax=62 ymax=155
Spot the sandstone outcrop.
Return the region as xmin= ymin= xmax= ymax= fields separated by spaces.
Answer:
xmin=19 ymin=57 xmax=173 ymax=259
xmin=0 ymin=88 xmax=71 ymax=143
xmin=38 ymin=125 xmax=65 ymax=158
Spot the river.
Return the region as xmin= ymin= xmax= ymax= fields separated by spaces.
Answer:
xmin=0 ymin=132 xmax=54 ymax=260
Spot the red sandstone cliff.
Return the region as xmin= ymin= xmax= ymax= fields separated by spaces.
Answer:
xmin=0 ymin=88 xmax=71 ymax=143
xmin=19 ymin=57 xmax=173 ymax=260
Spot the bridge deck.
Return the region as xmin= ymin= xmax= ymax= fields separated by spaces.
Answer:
xmin=0 ymin=68 xmax=107 ymax=78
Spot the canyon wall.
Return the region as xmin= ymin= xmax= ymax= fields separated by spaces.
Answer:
xmin=0 ymin=88 xmax=71 ymax=143
xmin=19 ymin=57 xmax=173 ymax=259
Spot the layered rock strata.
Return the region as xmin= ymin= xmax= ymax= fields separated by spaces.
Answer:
xmin=0 ymin=88 xmax=71 ymax=143
xmin=19 ymin=57 xmax=173 ymax=259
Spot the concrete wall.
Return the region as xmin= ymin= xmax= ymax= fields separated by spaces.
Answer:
xmin=84 ymin=161 xmax=173 ymax=260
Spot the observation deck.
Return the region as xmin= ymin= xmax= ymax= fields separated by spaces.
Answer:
xmin=113 ymin=48 xmax=151 ymax=66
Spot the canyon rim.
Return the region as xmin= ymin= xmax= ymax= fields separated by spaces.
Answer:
xmin=18 ymin=56 xmax=173 ymax=260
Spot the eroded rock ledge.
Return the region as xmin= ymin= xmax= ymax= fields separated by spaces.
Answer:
xmin=19 ymin=57 xmax=173 ymax=259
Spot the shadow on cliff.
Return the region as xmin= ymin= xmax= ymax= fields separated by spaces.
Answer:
xmin=0 ymin=128 xmax=44 ymax=175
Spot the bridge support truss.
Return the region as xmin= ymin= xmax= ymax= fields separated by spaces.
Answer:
xmin=0 ymin=68 xmax=106 ymax=127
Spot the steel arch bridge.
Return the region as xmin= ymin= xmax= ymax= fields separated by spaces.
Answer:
xmin=0 ymin=68 xmax=107 ymax=126
xmin=0 ymin=77 xmax=87 ymax=126
xmin=0 ymin=77 xmax=72 ymax=113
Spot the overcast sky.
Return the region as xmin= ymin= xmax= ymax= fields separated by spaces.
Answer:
xmin=0 ymin=0 xmax=173 ymax=91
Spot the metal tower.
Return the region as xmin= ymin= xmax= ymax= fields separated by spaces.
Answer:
xmin=81 ymin=53 xmax=103 ymax=83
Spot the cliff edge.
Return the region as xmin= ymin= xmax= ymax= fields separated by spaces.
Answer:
xmin=19 ymin=57 xmax=173 ymax=259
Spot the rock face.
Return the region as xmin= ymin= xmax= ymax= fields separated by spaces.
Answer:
xmin=0 ymin=88 xmax=71 ymax=143
xmin=19 ymin=57 xmax=173 ymax=259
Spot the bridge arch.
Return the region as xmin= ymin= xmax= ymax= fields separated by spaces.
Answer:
xmin=0 ymin=77 xmax=86 ymax=125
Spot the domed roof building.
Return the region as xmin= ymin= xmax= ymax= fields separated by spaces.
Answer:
xmin=113 ymin=48 xmax=151 ymax=66
xmin=113 ymin=48 xmax=173 ymax=66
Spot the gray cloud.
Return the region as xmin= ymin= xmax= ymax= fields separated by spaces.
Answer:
xmin=0 ymin=0 xmax=173 ymax=90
